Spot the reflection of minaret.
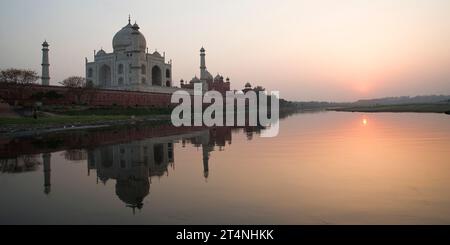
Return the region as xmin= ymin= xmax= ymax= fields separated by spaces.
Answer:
xmin=42 ymin=153 xmax=51 ymax=195
xmin=168 ymin=143 xmax=175 ymax=170
xmin=202 ymin=144 xmax=210 ymax=179
xmin=199 ymin=130 xmax=213 ymax=180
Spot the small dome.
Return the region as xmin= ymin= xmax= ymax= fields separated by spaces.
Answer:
xmin=200 ymin=47 xmax=205 ymax=53
xmin=42 ymin=40 xmax=49 ymax=47
xmin=204 ymin=70 xmax=213 ymax=80
xmin=153 ymin=50 xmax=162 ymax=57
xmin=96 ymin=49 xmax=107 ymax=56
xmin=245 ymin=82 xmax=252 ymax=88
xmin=190 ymin=76 xmax=201 ymax=84
xmin=214 ymin=74 xmax=225 ymax=83
xmin=113 ymin=21 xmax=146 ymax=52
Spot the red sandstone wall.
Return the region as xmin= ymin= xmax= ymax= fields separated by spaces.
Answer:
xmin=0 ymin=83 xmax=175 ymax=107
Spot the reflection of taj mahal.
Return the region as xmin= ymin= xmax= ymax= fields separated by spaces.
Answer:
xmin=88 ymin=140 xmax=175 ymax=211
xmin=0 ymin=126 xmax=268 ymax=212
xmin=86 ymin=130 xmax=217 ymax=212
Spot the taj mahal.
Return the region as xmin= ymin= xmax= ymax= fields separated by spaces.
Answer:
xmin=84 ymin=16 xmax=230 ymax=95
xmin=0 ymin=16 xmax=238 ymax=108
xmin=85 ymin=16 xmax=173 ymax=92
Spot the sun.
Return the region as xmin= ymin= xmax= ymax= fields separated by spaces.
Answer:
xmin=362 ymin=118 xmax=368 ymax=126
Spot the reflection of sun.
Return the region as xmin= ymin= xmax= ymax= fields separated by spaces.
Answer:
xmin=362 ymin=118 xmax=368 ymax=126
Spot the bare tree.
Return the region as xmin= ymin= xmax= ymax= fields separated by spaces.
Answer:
xmin=59 ymin=76 xmax=86 ymax=88
xmin=59 ymin=76 xmax=94 ymax=104
xmin=0 ymin=68 xmax=39 ymax=84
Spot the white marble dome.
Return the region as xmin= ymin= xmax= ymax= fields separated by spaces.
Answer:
xmin=112 ymin=22 xmax=147 ymax=52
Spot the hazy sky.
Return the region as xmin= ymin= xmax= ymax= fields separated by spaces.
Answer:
xmin=0 ymin=0 xmax=449 ymax=101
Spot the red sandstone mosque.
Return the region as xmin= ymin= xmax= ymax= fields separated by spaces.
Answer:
xmin=180 ymin=47 xmax=231 ymax=95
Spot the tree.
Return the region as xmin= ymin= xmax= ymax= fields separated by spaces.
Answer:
xmin=0 ymin=68 xmax=39 ymax=84
xmin=59 ymin=76 xmax=86 ymax=88
xmin=59 ymin=76 xmax=95 ymax=104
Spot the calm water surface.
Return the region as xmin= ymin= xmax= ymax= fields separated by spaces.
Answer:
xmin=1 ymin=111 xmax=450 ymax=224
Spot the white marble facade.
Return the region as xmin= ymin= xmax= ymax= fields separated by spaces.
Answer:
xmin=86 ymin=17 xmax=172 ymax=92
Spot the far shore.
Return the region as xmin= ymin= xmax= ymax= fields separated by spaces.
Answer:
xmin=330 ymin=103 xmax=450 ymax=114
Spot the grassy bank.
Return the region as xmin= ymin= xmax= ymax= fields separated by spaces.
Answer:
xmin=332 ymin=103 xmax=450 ymax=114
xmin=0 ymin=105 xmax=176 ymax=134
xmin=0 ymin=115 xmax=131 ymax=126
xmin=0 ymin=105 xmax=174 ymax=134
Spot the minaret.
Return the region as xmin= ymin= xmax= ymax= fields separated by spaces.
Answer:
xmin=200 ymin=47 xmax=206 ymax=80
xmin=130 ymin=22 xmax=142 ymax=85
xmin=41 ymin=41 xmax=50 ymax=85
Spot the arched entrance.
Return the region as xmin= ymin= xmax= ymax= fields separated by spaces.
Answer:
xmin=151 ymin=66 xmax=162 ymax=86
xmin=99 ymin=64 xmax=111 ymax=86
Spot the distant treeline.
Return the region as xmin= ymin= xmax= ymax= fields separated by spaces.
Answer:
xmin=352 ymin=95 xmax=450 ymax=106
xmin=279 ymin=95 xmax=450 ymax=110
xmin=280 ymin=99 xmax=348 ymax=110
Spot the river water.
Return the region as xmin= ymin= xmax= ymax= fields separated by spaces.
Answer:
xmin=1 ymin=111 xmax=450 ymax=224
